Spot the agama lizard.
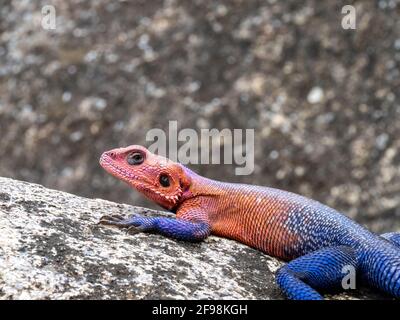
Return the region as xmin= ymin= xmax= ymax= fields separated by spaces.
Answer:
xmin=98 ymin=145 xmax=400 ymax=300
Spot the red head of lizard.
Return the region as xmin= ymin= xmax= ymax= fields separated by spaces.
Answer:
xmin=99 ymin=145 xmax=191 ymax=210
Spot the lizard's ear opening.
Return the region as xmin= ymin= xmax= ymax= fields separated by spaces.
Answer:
xmin=178 ymin=168 xmax=191 ymax=192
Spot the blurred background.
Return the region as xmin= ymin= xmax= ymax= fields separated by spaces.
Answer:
xmin=0 ymin=0 xmax=399 ymax=233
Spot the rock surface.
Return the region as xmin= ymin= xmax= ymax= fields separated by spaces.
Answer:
xmin=0 ymin=177 xmax=389 ymax=300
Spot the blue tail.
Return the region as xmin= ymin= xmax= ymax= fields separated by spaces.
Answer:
xmin=359 ymin=238 xmax=400 ymax=298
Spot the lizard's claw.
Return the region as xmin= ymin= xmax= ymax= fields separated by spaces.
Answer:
xmin=98 ymin=214 xmax=125 ymax=223
xmin=97 ymin=214 xmax=133 ymax=228
xmin=97 ymin=215 xmax=154 ymax=234
xmin=126 ymin=225 xmax=145 ymax=235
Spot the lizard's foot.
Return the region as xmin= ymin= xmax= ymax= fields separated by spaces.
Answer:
xmin=98 ymin=215 xmax=210 ymax=241
xmin=97 ymin=215 xmax=156 ymax=233
xmin=98 ymin=214 xmax=135 ymax=228
xmin=126 ymin=225 xmax=144 ymax=235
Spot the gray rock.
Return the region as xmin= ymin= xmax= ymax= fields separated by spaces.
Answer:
xmin=0 ymin=177 xmax=389 ymax=300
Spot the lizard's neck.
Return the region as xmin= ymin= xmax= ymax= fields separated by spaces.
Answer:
xmin=181 ymin=166 xmax=226 ymax=197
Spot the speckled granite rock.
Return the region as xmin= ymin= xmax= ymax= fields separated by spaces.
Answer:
xmin=0 ymin=177 xmax=389 ymax=300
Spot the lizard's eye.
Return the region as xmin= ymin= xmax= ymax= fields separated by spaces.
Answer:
xmin=127 ymin=152 xmax=144 ymax=165
xmin=159 ymin=174 xmax=170 ymax=187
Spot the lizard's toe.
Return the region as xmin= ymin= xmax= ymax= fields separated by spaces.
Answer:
xmin=97 ymin=216 xmax=133 ymax=228
xmin=98 ymin=215 xmax=154 ymax=232
xmin=126 ymin=225 xmax=145 ymax=235
xmin=98 ymin=214 xmax=125 ymax=222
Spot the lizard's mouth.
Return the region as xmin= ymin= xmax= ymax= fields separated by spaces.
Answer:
xmin=99 ymin=154 xmax=142 ymax=183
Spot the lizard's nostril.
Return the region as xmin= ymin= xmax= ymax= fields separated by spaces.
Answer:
xmin=107 ymin=151 xmax=117 ymax=159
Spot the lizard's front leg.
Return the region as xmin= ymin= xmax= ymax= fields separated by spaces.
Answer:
xmin=98 ymin=214 xmax=210 ymax=242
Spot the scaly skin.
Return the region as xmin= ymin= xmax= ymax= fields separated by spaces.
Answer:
xmin=98 ymin=145 xmax=400 ymax=300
